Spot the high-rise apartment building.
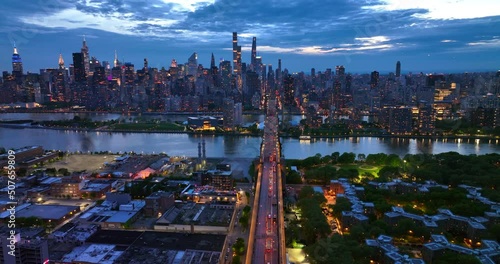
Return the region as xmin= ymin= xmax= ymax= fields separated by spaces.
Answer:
xmin=418 ymin=102 xmax=435 ymax=135
xmin=234 ymin=102 xmax=243 ymax=126
xmin=223 ymin=98 xmax=235 ymax=130
xmin=220 ymin=60 xmax=232 ymax=93
xmin=388 ymin=106 xmax=413 ymax=135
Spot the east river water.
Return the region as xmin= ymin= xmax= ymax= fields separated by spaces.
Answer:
xmin=1 ymin=113 xmax=499 ymax=159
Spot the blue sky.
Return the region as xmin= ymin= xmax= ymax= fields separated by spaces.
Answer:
xmin=0 ymin=0 xmax=499 ymax=74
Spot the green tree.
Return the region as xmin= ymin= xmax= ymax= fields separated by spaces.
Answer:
xmin=434 ymin=252 xmax=480 ymax=264
xmin=338 ymin=152 xmax=356 ymax=164
xmin=331 ymin=197 xmax=351 ymax=219
xmin=232 ymin=238 xmax=246 ymax=256
xmin=287 ymin=170 xmax=303 ymax=184
xmin=238 ymin=215 xmax=249 ymax=230
xmin=232 ymin=256 xmax=241 ymax=264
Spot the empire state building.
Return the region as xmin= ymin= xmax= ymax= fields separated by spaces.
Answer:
xmin=12 ymin=45 xmax=23 ymax=74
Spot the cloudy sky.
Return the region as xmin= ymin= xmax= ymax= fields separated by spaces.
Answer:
xmin=0 ymin=0 xmax=499 ymax=74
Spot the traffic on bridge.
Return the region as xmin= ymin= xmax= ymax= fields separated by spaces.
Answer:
xmin=246 ymin=97 xmax=286 ymax=264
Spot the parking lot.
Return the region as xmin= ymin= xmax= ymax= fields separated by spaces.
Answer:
xmin=50 ymin=154 xmax=116 ymax=172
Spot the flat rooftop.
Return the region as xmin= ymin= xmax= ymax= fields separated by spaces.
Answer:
xmin=16 ymin=204 xmax=79 ymax=220
xmin=63 ymin=244 xmax=123 ymax=264
xmin=87 ymin=230 xmax=225 ymax=252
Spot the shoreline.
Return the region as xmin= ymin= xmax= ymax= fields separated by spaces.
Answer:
xmin=1 ymin=123 xmax=499 ymax=142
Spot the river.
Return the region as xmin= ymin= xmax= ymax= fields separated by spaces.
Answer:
xmin=1 ymin=113 xmax=499 ymax=159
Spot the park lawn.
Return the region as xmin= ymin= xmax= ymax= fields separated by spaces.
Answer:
xmin=338 ymin=164 xmax=381 ymax=176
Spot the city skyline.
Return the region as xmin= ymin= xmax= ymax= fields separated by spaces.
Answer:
xmin=0 ymin=0 xmax=499 ymax=73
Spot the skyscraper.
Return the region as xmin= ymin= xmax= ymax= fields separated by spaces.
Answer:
xmin=223 ymin=98 xmax=235 ymax=130
xmin=12 ymin=45 xmax=23 ymax=74
xmin=187 ymin=52 xmax=198 ymax=76
xmin=370 ymin=71 xmax=380 ymax=88
xmin=220 ymin=60 xmax=232 ymax=93
xmin=251 ymin=37 xmax=257 ymax=70
xmin=58 ymin=53 xmax=65 ymax=69
xmin=81 ymin=36 xmax=90 ymax=76
xmin=335 ymin=65 xmax=345 ymax=76
xmin=396 ymin=61 xmax=401 ymax=77
xmin=72 ymin=52 xmax=86 ymax=83
xmin=113 ymin=50 xmax=119 ymax=68
xmin=232 ymin=32 xmax=238 ymax=74
xmin=210 ymin=53 xmax=216 ymax=69
xmin=232 ymin=32 xmax=243 ymax=92
xmin=234 ymin=102 xmax=243 ymax=126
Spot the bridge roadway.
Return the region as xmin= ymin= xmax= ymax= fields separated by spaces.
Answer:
xmin=245 ymin=99 xmax=286 ymax=264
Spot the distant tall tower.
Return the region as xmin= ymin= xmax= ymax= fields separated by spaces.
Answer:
xmin=72 ymin=52 xmax=86 ymax=83
xmin=187 ymin=52 xmax=198 ymax=76
xmin=232 ymin=32 xmax=242 ymax=91
xmin=144 ymin=58 xmax=148 ymax=70
xmin=113 ymin=50 xmax=119 ymax=68
xmin=210 ymin=53 xmax=216 ymax=69
xmin=81 ymin=36 xmax=90 ymax=76
xmin=12 ymin=45 xmax=23 ymax=74
xmin=370 ymin=71 xmax=380 ymax=88
xmin=251 ymin=37 xmax=257 ymax=69
xmin=396 ymin=61 xmax=401 ymax=77
xmin=232 ymin=32 xmax=238 ymax=73
xmin=58 ymin=53 xmax=65 ymax=69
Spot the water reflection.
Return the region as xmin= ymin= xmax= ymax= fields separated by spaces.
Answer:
xmin=0 ymin=127 xmax=499 ymax=159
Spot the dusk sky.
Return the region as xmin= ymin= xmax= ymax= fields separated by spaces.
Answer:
xmin=0 ymin=0 xmax=499 ymax=74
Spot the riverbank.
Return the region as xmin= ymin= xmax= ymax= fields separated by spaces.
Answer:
xmin=1 ymin=123 xmax=500 ymax=141
xmin=0 ymin=109 xmax=267 ymax=115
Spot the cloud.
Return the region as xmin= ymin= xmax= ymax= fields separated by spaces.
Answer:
xmin=467 ymin=37 xmax=500 ymax=47
xmin=364 ymin=0 xmax=500 ymax=20
xmin=230 ymin=36 xmax=394 ymax=55
xmin=1 ymin=0 xmax=500 ymax=73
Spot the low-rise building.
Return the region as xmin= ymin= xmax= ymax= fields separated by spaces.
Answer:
xmin=144 ymin=191 xmax=175 ymax=217
xmin=50 ymin=175 xmax=84 ymax=198
xmin=200 ymin=169 xmax=234 ymax=191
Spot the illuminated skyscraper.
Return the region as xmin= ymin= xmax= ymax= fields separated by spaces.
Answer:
xmin=113 ymin=50 xmax=119 ymax=68
xmin=220 ymin=60 xmax=232 ymax=93
xmin=223 ymin=98 xmax=235 ymax=130
xmin=232 ymin=32 xmax=239 ymax=74
xmin=81 ymin=36 xmax=90 ymax=76
xmin=58 ymin=53 xmax=65 ymax=70
xmin=335 ymin=65 xmax=345 ymax=76
xmin=396 ymin=61 xmax=401 ymax=77
xmin=232 ymin=32 xmax=243 ymax=92
xmin=187 ymin=52 xmax=198 ymax=76
xmin=12 ymin=45 xmax=23 ymax=74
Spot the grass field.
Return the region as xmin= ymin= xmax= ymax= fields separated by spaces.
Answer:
xmin=338 ymin=164 xmax=381 ymax=176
